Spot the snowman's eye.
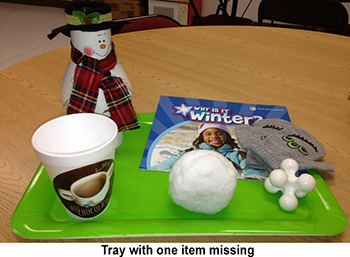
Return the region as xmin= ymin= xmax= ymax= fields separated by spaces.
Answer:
xmin=98 ymin=40 xmax=101 ymax=43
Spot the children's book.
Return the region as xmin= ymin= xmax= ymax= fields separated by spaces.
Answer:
xmin=140 ymin=96 xmax=290 ymax=180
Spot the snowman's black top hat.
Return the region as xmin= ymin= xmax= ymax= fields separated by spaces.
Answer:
xmin=48 ymin=1 xmax=129 ymax=40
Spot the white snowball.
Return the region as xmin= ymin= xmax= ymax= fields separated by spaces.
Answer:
xmin=169 ymin=150 xmax=238 ymax=215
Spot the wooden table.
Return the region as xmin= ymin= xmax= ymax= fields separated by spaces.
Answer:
xmin=1 ymin=26 xmax=349 ymax=242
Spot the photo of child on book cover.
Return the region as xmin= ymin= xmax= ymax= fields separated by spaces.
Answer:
xmin=150 ymin=122 xmax=270 ymax=180
xmin=140 ymin=96 xmax=290 ymax=181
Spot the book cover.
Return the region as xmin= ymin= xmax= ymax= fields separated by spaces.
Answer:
xmin=140 ymin=96 xmax=290 ymax=180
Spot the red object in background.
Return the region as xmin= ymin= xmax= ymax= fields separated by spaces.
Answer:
xmin=188 ymin=0 xmax=202 ymax=25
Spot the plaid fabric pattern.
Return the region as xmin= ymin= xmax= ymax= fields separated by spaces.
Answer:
xmin=67 ymin=43 xmax=140 ymax=131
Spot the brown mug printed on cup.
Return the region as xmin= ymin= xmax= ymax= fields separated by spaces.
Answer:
xmin=54 ymin=159 xmax=114 ymax=219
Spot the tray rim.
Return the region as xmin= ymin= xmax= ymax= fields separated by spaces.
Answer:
xmin=11 ymin=113 xmax=348 ymax=239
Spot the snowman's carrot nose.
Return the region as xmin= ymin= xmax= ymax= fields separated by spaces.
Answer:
xmin=100 ymin=44 xmax=106 ymax=49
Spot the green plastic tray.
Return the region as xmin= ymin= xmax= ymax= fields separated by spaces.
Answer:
xmin=11 ymin=113 xmax=347 ymax=239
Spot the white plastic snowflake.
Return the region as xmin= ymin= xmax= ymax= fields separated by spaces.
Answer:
xmin=264 ymin=158 xmax=316 ymax=211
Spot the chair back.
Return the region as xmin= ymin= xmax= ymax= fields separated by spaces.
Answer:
xmin=117 ymin=15 xmax=181 ymax=34
xmin=258 ymin=0 xmax=349 ymax=35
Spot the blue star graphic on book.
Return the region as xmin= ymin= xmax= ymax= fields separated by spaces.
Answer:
xmin=174 ymin=103 xmax=193 ymax=117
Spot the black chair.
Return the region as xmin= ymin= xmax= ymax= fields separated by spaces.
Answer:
xmin=258 ymin=0 xmax=349 ymax=35
xmin=117 ymin=15 xmax=181 ymax=34
xmin=190 ymin=0 xmax=253 ymax=26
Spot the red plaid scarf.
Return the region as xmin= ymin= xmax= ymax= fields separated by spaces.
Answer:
xmin=67 ymin=43 xmax=140 ymax=131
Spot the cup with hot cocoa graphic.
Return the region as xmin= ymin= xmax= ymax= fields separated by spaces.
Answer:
xmin=32 ymin=113 xmax=119 ymax=219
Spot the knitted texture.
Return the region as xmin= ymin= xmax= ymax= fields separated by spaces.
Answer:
xmin=236 ymin=119 xmax=335 ymax=172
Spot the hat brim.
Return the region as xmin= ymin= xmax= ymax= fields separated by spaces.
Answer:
xmin=48 ymin=20 xmax=130 ymax=40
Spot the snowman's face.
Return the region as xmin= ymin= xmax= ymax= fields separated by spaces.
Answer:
xmin=93 ymin=30 xmax=112 ymax=58
xmin=71 ymin=29 xmax=112 ymax=60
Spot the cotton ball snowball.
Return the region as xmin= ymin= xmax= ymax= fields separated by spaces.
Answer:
xmin=169 ymin=150 xmax=238 ymax=215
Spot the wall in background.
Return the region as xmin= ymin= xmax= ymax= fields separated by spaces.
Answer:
xmin=1 ymin=0 xmax=349 ymax=23
xmin=0 ymin=0 xmax=69 ymax=7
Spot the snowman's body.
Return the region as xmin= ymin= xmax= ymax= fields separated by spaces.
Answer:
xmin=61 ymin=29 xmax=132 ymax=116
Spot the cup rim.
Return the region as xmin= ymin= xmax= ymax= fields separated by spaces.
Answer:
xmin=32 ymin=113 xmax=118 ymax=159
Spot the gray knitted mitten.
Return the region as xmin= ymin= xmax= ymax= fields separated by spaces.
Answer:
xmin=236 ymin=119 xmax=336 ymax=172
xmin=236 ymin=119 xmax=299 ymax=170
xmin=236 ymin=118 xmax=296 ymax=151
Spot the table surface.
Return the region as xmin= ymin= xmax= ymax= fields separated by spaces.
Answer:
xmin=1 ymin=26 xmax=349 ymax=242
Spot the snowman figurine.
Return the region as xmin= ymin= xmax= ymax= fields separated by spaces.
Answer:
xmin=48 ymin=2 xmax=139 ymax=138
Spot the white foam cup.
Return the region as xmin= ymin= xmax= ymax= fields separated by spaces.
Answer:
xmin=32 ymin=113 xmax=119 ymax=219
